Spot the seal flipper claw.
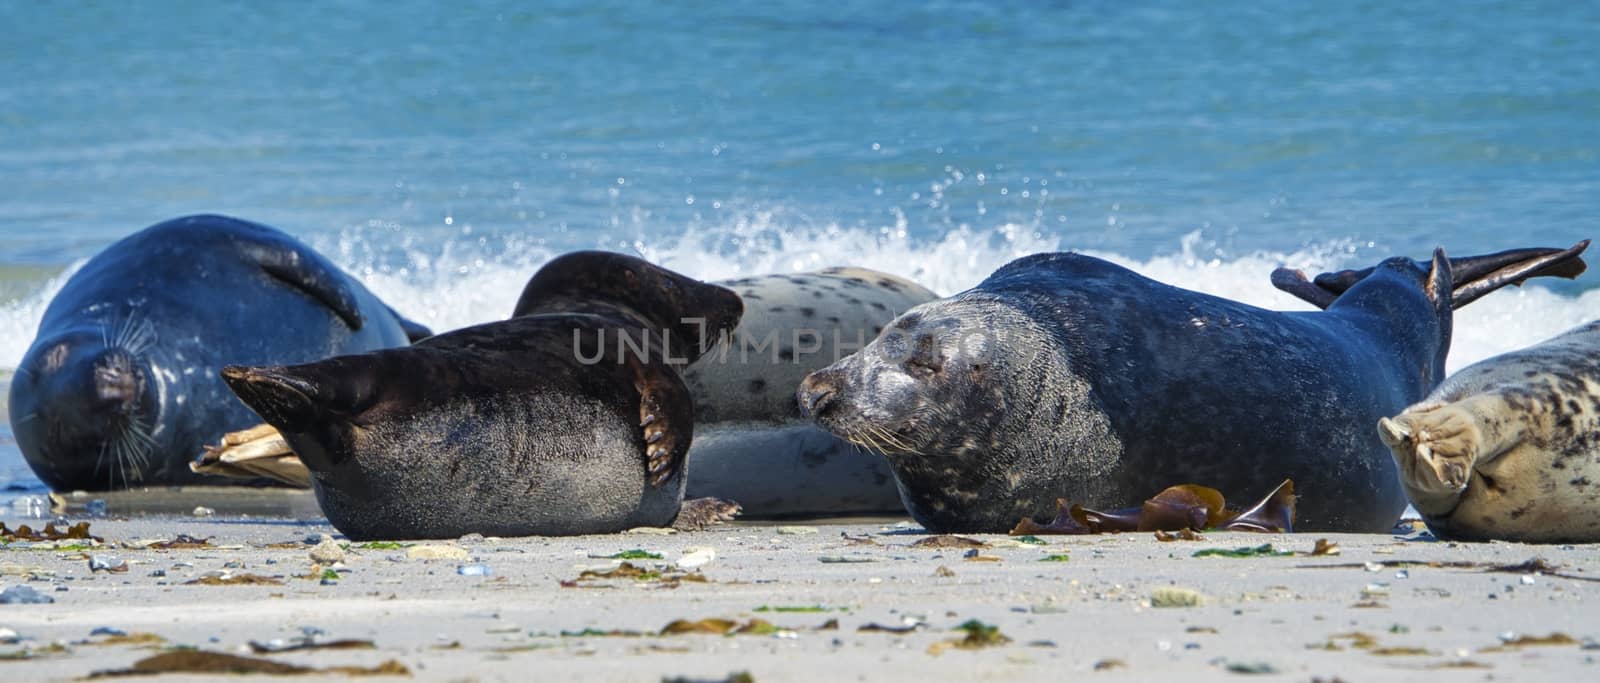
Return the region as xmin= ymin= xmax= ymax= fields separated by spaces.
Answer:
xmin=633 ymin=366 xmax=694 ymax=488
xmin=671 ymin=497 xmax=742 ymax=531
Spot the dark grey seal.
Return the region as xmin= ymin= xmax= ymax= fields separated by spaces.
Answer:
xmin=8 ymin=214 xmax=428 ymax=491
xmin=797 ymin=243 xmax=1588 ymax=533
xmin=221 ymin=252 xmax=744 ymax=540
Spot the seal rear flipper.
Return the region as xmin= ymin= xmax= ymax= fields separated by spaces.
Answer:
xmin=232 ymin=230 xmax=368 ymax=331
xmin=1292 ymin=241 xmax=1589 ymax=310
xmin=191 ymin=423 xmax=312 ymax=488
xmin=220 ymin=359 xmax=381 ymax=452
xmin=1450 ymin=240 xmax=1589 ymax=309
xmin=1270 ymin=268 xmax=1339 ymax=309
xmin=512 ymin=251 xmax=744 ymax=366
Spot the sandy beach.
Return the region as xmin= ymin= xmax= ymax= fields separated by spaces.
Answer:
xmin=1 ymin=491 xmax=1596 ymax=682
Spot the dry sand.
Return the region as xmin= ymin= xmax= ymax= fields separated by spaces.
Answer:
xmin=1 ymin=491 xmax=1598 ymax=682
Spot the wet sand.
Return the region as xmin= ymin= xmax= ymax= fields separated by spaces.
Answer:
xmin=2 ymin=501 xmax=1598 ymax=682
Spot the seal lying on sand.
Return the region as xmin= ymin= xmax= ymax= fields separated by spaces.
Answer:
xmin=671 ymin=268 xmax=937 ymax=516
xmin=221 ymin=252 xmax=743 ymax=540
xmin=8 ymin=214 xmax=428 ymax=491
xmin=200 ymin=265 xmax=938 ymax=517
xmin=797 ymin=244 xmax=1588 ymax=533
xmin=1378 ymin=319 xmax=1600 ymax=543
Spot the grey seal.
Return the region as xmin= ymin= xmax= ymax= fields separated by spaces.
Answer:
xmin=7 ymin=214 xmax=427 ymax=491
xmin=221 ymin=252 xmax=743 ymax=540
xmin=1379 ymin=319 xmax=1600 ymax=543
xmin=797 ymin=244 xmax=1588 ymax=533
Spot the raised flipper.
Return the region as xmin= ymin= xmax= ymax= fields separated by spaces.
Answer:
xmin=1269 ymin=268 xmax=1337 ymax=309
xmin=191 ymin=423 xmax=311 ymax=487
xmin=671 ymin=498 xmax=743 ymax=530
xmin=1450 ymin=240 xmax=1591 ymax=307
xmin=1275 ymin=241 xmax=1589 ymax=310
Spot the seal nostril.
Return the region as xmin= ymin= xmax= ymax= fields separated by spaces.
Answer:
xmin=798 ymin=383 xmax=838 ymax=419
xmin=810 ymin=390 xmax=837 ymax=418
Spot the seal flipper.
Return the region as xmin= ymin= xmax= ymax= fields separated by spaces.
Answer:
xmin=633 ymin=358 xmax=695 ymax=487
xmin=1285 ymin=241 xmax=1589 ymax=310
xmin=1450 ymin=240 xmax=1589 ymax=308
xmin=231 ymin=229 xmax=367 ymax=331
xmin=1269 ymin=268 xmax=1339 ymax=309
xmin=220 ymin=360 xmax=381 ymax=465
xmin=671 ymin=497 xmax=743 ymax=530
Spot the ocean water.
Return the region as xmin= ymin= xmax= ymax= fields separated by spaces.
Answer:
xmin=2 ymin=1 xmax=1597 ymax=492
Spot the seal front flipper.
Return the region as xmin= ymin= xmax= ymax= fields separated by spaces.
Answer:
xmin=633 ymin=358 xmax=695 ymax=487
xmin=671 ymin=498 xmax=743 ymax=531
xmin=229 ymin=226 xmax=368 ymax=331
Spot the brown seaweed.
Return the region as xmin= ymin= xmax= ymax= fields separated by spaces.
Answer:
xmin=1010 ymin=480 xmax=1295 ymax=535
xmin=0 ymin=521 xmax=101 ymax=544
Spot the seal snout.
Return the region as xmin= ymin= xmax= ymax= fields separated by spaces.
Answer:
xmin=92 ymin=351 xmax=141 ymax=411
xmin=797 ymin=373 xmax=840 ymax=420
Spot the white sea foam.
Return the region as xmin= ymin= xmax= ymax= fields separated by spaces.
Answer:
xmin=0 ymin=218 xmax=1594 ymax=376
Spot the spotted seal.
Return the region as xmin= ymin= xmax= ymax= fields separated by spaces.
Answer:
xmin=220 ymin=252 xmax=743 ymax=540
xmin=797 ymin=244 xmax=1587 ymax=533
xmin=7 ymin=214 xmax=428 ymax=491
xmin=1378 ymin=319 xmax=1600 ymax=543
xmin=667 ymin=268 xmax=938 ymax=517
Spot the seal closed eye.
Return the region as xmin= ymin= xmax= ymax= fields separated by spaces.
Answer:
xmin=223 ymin=252 xmax=744 ymax=540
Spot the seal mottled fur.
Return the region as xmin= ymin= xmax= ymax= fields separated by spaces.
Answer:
xmin=1379 ymin=320 xmax=1600 ymax=543
xmin=223 ymin=252 xmax=743 ymax=540
xmin=799 ymin=244 xmax=1587 ymax=533
xmin=7 ymin=214 xmax=427 ymax=491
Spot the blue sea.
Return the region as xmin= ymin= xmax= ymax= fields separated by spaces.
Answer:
xmin=2 ymin=1 xmax=1597 ymax=492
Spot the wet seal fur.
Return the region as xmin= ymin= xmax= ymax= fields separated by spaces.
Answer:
xmin=669 ymin=268 xmax=937 ymax=517
xmin=798 ymin=243 xmax=1588 ymax=533
xmin=222 ymin=252 xmax=743 ymax=540
xmin=1379 ymin=319 xmax=1600 ymax=543
xmin=8 ymin=214 xmax=427 ymax=491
